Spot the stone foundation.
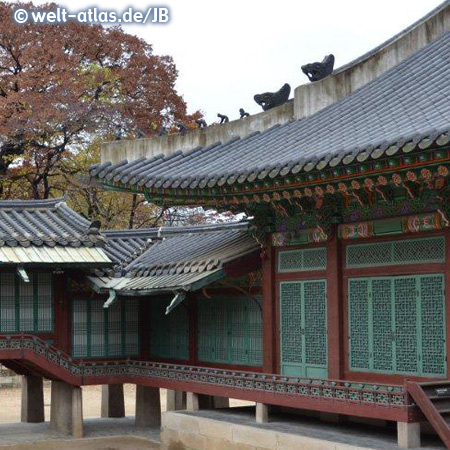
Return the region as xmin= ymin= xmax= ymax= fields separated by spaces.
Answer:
xmin=160 ymin=411 xmax=388 ymax=450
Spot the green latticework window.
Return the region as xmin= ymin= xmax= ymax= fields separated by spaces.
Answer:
xmin=278 ymin=248 xmax=327 ymax=273
xmin=197 ymin=295 xmax=262 ymax=366
xmin=0 ymin=272 xmax=53 ymax=333
xmin=72 ymin=298 xmax=139 ymax=358
xmin=346 ymin=237 xmax=445 ymax=268
xmin=150 ymin=297 xmax=189 ymax=360
xmin=280 ymin=280 xmax=328 ymax=378
xmin=348 ymin=274 xmax=446 ymax=377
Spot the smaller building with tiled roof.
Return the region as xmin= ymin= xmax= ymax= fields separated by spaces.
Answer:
xmin=0 ymin=197 xmax=110 ymax=266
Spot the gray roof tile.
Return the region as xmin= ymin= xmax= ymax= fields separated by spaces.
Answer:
xmin=0 ymin=198 xmax=106 ymax=248
xmin=92 ymin=31 xmax=450 ymax=191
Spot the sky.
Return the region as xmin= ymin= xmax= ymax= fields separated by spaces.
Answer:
xmin=28 ymin=0 xmax=445 ymax=123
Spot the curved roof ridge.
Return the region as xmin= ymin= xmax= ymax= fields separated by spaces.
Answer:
xmin=0 ymin=196 xmax=67 ymax=208
xmin=103 ymin=220 xmax=250 ymax=237
xmin=334 ymin=0 xmax=449 ymax=74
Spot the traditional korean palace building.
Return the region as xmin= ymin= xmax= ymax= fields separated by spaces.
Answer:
xmin=3 ymin=2 xmax=450 ymax=450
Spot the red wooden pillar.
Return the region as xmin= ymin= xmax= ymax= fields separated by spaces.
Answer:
xmin=326 ymin=227 xmax=344 ymax=379
xmin=262 ymin=235 xmax=276 ymax=374
xmin=54 ymin=273 xmax=70 ymax=354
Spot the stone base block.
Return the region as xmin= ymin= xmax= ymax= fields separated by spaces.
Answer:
xmin=21 ymin=375 xmax=44 ymax=423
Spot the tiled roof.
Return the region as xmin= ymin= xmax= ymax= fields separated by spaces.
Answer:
xmin=100 ymin=221 xmax=251 ymax=276
xmin=91 ymin=31 xmax=450 ymax=191
xmin=90 ymin=222 xmax=259 ymax=294
xmin=102 ymin=229 xmax=155 ymax=274
xmin=125 ymin=226 xmax=257 ymax=277
xmin=0 ymin=198 xmax=106 ymax=248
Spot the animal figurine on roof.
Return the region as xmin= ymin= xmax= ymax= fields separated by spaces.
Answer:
xmin=301 ymin=54 xmax=335 ymax=82
xmin=195 ymin=118 xmax=207 ymax=129
xmin=239 ymin=108 xmax=250 ymax=119
xmin=254 ymin=83 xmax=291 ymax=111
xmin=137 ymin=128 xmax=146 ymax=139
xmin=158 ymin=126 xmax=167 ymax=136
xmin=176 ymin=122 xmax=188 ymax=135
xmin=217 ymin=113 xmax=229 ymax=124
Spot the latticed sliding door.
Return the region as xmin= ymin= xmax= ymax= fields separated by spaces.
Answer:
xmin=197 ymin=295 xmax=263 ymax=366
xmin=348 ymin=274 xmax=446 ymax=377
xmin=72 ymin=297 xmax=140 ymax=358
xmin=280 ymin=280 xmax=328 ymax=378
xmin=0 ymin=272 xmax=53 ymax=334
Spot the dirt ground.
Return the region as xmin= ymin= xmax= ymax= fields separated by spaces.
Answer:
xmin=0 ymin=383 xmax=250 ymax=423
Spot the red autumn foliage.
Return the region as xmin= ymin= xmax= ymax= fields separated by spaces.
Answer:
xmin=0 ymin=1 xmax=201 ymax=199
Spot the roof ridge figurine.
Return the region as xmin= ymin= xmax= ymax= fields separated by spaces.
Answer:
xmin=254 ymin=83 xmax=291 ymax=111
xmin=302 ymin=54 xmax=335 ymax=82
xmin=217 ymin=113 xmax=229 ymax=124
xmin=239 ymin=108 xmax=250 ymax=119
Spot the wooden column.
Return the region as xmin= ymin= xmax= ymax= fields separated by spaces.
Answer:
xmin=262 ymin=237 xmax=276 ymax=374
xmin=326 ymin=228 xmax=344 ymax=379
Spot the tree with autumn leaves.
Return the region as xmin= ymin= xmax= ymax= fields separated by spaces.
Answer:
xmin=0 ymin=2 xmax=202 ymax=227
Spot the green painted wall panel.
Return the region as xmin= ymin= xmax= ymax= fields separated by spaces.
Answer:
xmin=197 ymin=295 xmax=262 ymax=366
xmin=348 ymin=274 xmax=446 ymax=377
xmin=280 ymin=280 xmax=327 ymax=378
xmin=150 ymin=297 xmax=189 ymax=360
xmin=0 ymin=272 xmax=53 ymax=334
xmin=72 ymin=297 xmax=139 ymax=359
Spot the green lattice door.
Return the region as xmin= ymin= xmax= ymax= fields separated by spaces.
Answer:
xmin=280 ymin=280 xmax=328 ymax=378
xmin=348 ymin=274 xmax=446 ymax=377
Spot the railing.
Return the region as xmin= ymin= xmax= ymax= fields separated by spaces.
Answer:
xmin=0 ymin=334 xmax=410 ymax=412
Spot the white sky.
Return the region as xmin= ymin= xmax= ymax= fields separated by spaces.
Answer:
xmin=28 ymin=0 xmax=445 ymax=122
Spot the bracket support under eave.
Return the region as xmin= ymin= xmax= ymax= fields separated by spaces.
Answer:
xmin=17 ymin=266 xmax=29 ymax=283
xmin=103 ymin=289 xmax=117 ymax=308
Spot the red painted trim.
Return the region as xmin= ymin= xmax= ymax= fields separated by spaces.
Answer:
xmin=407 ymin=381 xmax=450 ymax=445
xmin=225 ymin=251 xmax=261 ymax=277
xmin=262 ymin=236 xmax=276 ymax=373
xmin=340 ymin=228 xmax=446 ymax=246
xmin=276 ymin=271 xmax=327 ymax=281
xmin=344 ymin=265 xmax=446 ymax=278
xmin=82 ymin=374 xmax=411 ymax=422
xmin=344 ymin=371 xmax=447 ymax=384
xmin=327 ymin=228 xmax=344 ymax=379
